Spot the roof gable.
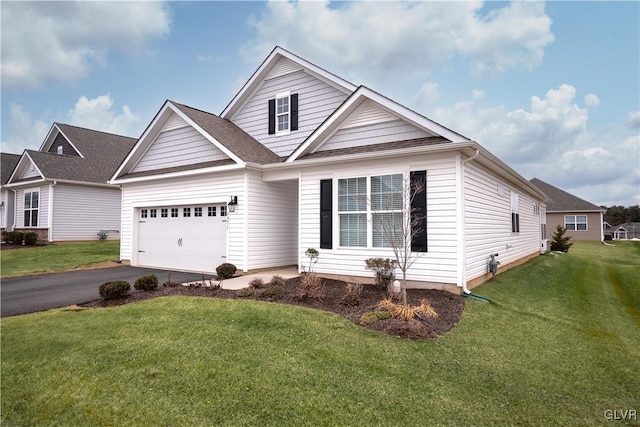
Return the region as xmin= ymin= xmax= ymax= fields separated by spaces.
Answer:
xmin=221 ymin=46 xmax=357 ymax=120
xmin=112 ymin=100 xmax=281 ymax=181
xmin=40 ymin=123 xmax=83 ymax=158
xmin=9 ymin=124 xmax=136 ymax=185
xmin=530 ymin=178 xmax=605 ymax=212
xmin=287 ymin=86 xmax=469 ymax=162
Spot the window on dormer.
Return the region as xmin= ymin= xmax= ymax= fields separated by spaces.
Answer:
xmin=268 ymin=92 xmax=299 ymax=135
xmin=57 ymin=146 xmax=63 ymax=154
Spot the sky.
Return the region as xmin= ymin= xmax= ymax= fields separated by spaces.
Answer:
xmin=1 ymin=1 xmax=638 ymax=207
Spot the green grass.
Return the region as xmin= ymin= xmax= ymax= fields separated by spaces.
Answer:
xmin=2 ymin=241 xmax=638 ymax=426
xmin=1 ymin=241 xmax=120 ymax=277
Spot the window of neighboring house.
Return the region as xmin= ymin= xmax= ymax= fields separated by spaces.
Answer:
xmin=565 ymin=215 xmax=587 ymax=231
xmin=268 ymin=92 xmax=298 ymax=135
xmin=24 ymin=190 xmax=39 ymax=227
xmin=338 ymin=174 xmax=403 ymax=248
xmin=511 ymin=192 xmax=520 ymax=233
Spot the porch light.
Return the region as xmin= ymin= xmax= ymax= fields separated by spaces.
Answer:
xmin=228 ymin=195 xmax=238 ymax=213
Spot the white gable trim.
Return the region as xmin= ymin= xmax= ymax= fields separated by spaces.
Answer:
xmin=286 ymin=86 xmax=470 ymax=162
xmin=39 ymin=124 xmax=84 ymax=159
xmin=221 ymin=46 xmax=357 ymax=120
xmin=111 ymin=101 xmax=242 ymax=182
xmin=7 ymin=152 xmax=44 ymax=184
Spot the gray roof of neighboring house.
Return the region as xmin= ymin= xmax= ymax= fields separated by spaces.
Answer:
xmin=17 ymin=124 xmax=136 ymax=184
xmin=530 ymin=178 xmax=605 ymax=212
xmin=1 ymin=153 xmax=21 ymax=185
xmin=172 ymin=102 xmax=282 ymax=165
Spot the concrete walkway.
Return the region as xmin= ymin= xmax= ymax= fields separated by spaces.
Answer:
xmin=181 ymin=268 xmax=299 ymax=290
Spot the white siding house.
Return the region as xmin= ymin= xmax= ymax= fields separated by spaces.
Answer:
xmin=1 ymin=153 xmax=20 ymax=231
xmin=6 ymin=124 xmax=136 ymax=242
xmin=111 ymin=46 xmax=547 ymax=292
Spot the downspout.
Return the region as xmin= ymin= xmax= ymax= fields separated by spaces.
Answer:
xmin=48 ymin=181 xmax=57 ymax=242
xmin=11 ymin=187 xmax=17 ymax=231
xmin=459 ymin=148 xmax=480 ymax=294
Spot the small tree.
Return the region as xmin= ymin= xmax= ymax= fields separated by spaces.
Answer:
xmin=550 ymin=225 xmax=573 ymax=252
xmin=371 ymin=174 xmax=426 ymax=305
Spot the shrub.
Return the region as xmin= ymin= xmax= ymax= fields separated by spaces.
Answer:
xmin=378 ymin=298 xmax=439 ymax=321
xmin=303 ymin=248 xmax=319 ymax=272
xmin=1 ymin=231 xmax=9 ymax=242
xmin=99 ymin=281 xmax=130 ymax=299
xmin=296 ymin=273 xmax=325 ymax=300
xmin=346 ymin=282 xmax=363 ymax=295
xmin=340 ymin=292 xmax=359 ymax=307
xmin=134 ymin=275 xmax=158 ymax=291
xmin=269 ymin=275 xmax=286 ymax=287
xmin=249 ymin=277 xmax=265 ymax=289
xmin=364 ymin=258 xmax=396 ymax=293
xmin=24 ymin=232 xmax=38 ymax=245
xmin=550 ymin=225 xmax=573 ymax=252
xmin=236 ymin=287 xmax=255 ymax=298
xmin=216 ymin=263 xmax=237 ymax=279
xmin=6 ymin=231 xmax=24 ymax=244
xmin=360 ymin=311 xmax=392 ymax=325
xmin=259 ymin=285 xmax=286 ymax=300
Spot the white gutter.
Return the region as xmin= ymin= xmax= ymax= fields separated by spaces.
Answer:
xmin=110 ymin=163 xmax=245 ymax=185
xmin=11 ymin=187 xmax=17 ymax=231
xmin=459 ymin=148 xmax=480 ymax=294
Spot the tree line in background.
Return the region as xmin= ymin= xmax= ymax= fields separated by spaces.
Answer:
xmin=601 ymin=205 xmax=640 ymax=226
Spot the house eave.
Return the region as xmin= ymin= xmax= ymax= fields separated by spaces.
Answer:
xmin=110 ymin=163 xmax=247 ymax=185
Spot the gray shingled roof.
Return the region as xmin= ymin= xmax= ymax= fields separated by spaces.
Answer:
xmin=171 ymin=102 xmax=281 ymax=165
xmin=1 ymin=153 xmax=21 ymax=185
xmin=16 ymin=124 xmax=136 ymax=184
xmin=299 ymin=136 xmax=451 ymax=160
xmin=530 ymin=178 xmax=604 ymax=212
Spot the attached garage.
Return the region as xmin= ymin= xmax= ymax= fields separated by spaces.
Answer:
xmin=136 ymin=203 xmax=228 ymax=273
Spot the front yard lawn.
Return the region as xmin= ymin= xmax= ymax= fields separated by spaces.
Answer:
xmin=1 ymin=241 xmax=638 ymax=425
xmin=0 ymin=241 xmax=120 ymax=277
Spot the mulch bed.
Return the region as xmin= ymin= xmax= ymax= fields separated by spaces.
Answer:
xmin=82 ymin=276 xmax=464 ymax=340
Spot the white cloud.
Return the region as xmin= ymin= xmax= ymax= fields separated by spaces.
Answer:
xmin=1 ymin=2 xmax=171 ymax=89
xmin=628 ymin=111 xmax=640 ymax=129
xmin=0 ymin=104 xmax=50 ymax=154
xmin=1 ymin=95 xmax=141 ymax=154
xmin=243 ymin=0 xmax=554 ymax=83
xmin=68 ymin=95 xmax=141 ymax=136
xmin=431 ymin=84 xmax=640 ymax=206
xmin=584 ymin=93 xmax=600 ymax=107
xmin=413 ymin=82 xmax=440 ymax=107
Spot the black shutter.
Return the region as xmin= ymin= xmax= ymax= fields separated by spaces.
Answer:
xmin=320 ymin=179 xmax=332 ymax=249
xmin=410 ymin=170 xmax=427 ymax=252
xmin=268 ymin=99 xmax=276 ymax=135
xmin=291 ymin=93 xmax=299 ymax=131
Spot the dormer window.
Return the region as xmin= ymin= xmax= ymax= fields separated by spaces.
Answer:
xmin=57 ymin=146 xmax=63 ymax=154
xmin=268 ymin=92 xmax=298 ymax=135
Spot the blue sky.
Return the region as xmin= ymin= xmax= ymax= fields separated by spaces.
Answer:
xmin=1 ymin=1 xmax=638 ymax=206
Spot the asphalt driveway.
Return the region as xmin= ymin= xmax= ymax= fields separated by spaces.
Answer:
xmin=1 ymin=266 xmax=208 ymax=317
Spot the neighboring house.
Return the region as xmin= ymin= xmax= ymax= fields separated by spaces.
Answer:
xmin=530 ymin=178 xmax=605 ymax=242
xmin=111 ymin=46 xmax=548 ymax=292
xmin=613 ymin=222 xmax=640 ymax=240
xmin=1 ymin=153 xmax=21 ymax=232
xmin=6 ymin=123 xmax=136 ymax=242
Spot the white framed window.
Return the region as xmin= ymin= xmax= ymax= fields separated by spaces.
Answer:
xmin=565 ymin=215 xmax=587 ymax=231
xmin=220 ymin=206 xmax=227 ymax=217
xmin=171 ymin=208 xmax=179 ymax=218
xmin=338 ymin=174 xmax=403 ymax=248
xmin=183 ymin=207 xmax=191 ymax=217
xmin=57 ymin=146 xmax=63 ymax=154
xmin=511 ymin=192 xmax=520 ymax=233
xmin=150 ymin=209 xmax=157 ymax=218
xmin=208 ymin=206 xmax=216 ymax=217
xmin=194 ymin=207 xmax=202 ymax=217
xmin=141 ymin=209 xmax=148 ymax=219
xmin=276 ymin=91 xmax=290 ymax=134
xmin=161 ymin=208 xmax=168 ymax=218
xmin=23 ymin=190 xmax=39 ymax=227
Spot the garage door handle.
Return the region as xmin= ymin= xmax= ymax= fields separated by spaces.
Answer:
xmin=178 ymin=238 xmax=183 ymax=247
xmin=138 ymin=250 xmax=146 ymax=253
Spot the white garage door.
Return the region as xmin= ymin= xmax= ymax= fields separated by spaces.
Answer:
xmin=137 ymin=204 xmax=227 ymax=273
